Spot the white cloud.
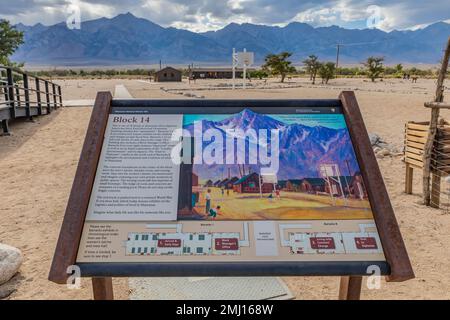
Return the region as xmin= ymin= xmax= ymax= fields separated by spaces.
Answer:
xmin=0 ymin=0 xmax=448 ymax=32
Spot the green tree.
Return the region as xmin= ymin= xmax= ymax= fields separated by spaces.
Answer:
xmin=318 ymin=62 xmax=336 ymax=84
xmin=395 ymin=63 xmax=403 ymax=75
xmin=249 ymin=69 xmax=269 ymax=80
xmin=363 ymin=56 xmax=384 ymax=82
xmin=302 ymin=55 xmax=321 ymax=84
xmin=0 ymin=19 xmax=24 ymax=66
xmin=262 ymin=52 xmax=296 ymax=83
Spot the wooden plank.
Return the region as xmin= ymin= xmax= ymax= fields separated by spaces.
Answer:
xmin=48 ymin=92 xmax=112 ymax=284
xmin=405 ymin=164 xmax=413 ymax=194
xmin=406 ymin=135 xmax=427 ymax=144
xmin=406 ymin=141 xmax=425 ymax=150
xmin=406 ymin=129 xmax=428 ymax=138
xmin=405 ymin=146 xmax=423 ymax=156
xmin=405 ymin=152 xmax=423 ymax=162
xmin=406 ymin=123 xmax=428 ymax=131
xmin=340 ymin=91 xmax=414 ymax=282
xmin=92 ymin=277 xmax=114 ymax=300
xmin=405 ymin=158 xmax=424 ymax=168
xmin=339 ymin=276 xmax=362 ymax=300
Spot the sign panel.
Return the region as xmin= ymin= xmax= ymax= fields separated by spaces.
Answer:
xmin=76 ymin=104 xmax=387 ymax=266
xmin=237 ymin=51 xmax=254 ymax=66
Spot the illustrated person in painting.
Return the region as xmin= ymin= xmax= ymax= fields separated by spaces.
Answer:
xmin=208 ymin=205 xmax=221 ymax=219
xmin=275 ymin=189 xmax=281 ymax=199
xmin=205 ymin=189 xmax=212 ymax=214
xmin=221 ymin=187 xmax=225 ymax=197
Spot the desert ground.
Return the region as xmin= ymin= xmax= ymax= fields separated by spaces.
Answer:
xmin=1 ymin=76 xmax=450 ymax=299
xmin=187 ymin=187 xmax=372 ymax=220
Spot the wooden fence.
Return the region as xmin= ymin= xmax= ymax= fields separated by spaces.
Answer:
xmin=0 ymin=65 xmax=63 ymax=135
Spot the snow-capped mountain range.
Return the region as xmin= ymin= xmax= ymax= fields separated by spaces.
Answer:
xmin=184 ymin=109 xmax=359 ymax=180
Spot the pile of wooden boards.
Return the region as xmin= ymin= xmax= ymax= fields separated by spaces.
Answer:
xmin=404 ymin=120 xmax=450 ymax=200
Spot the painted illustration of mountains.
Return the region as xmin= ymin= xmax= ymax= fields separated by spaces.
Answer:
xmin=12 ymin=12 xmax=450 ymax=65
xmin=184 ymin=109 xmax=359 ymax=180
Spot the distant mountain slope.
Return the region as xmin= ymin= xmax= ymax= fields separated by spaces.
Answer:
xmin=11 ymin=13 xmax=450 ymax=65
xmin=184 ymin=109 xmax=359 ymax=180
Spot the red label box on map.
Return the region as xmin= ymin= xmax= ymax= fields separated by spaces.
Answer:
xmin=158 ymin=239 xmax=181 ymax=247
xmin=354 ymin=237 xmax=378 ymax=249
xmin=310 ymin=237 xmax=336 ymax=249
xmin=215 ymin=238 xmax=239 ymax=250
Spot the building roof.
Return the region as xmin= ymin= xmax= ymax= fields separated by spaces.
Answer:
xmin=288 ymin=179 xmax=304 ymax=185
xmin=155 ymin=66 xmax=181 ymax=75
xmin=277 ymin=180 xmax=287 ymax=187
xmin=301 ymin=178 xmax=325 ymax=186
xmin=234 ymin=172 xmax=258 ymax=185
xmin=218 ymin=179 xmax=229 ymax=187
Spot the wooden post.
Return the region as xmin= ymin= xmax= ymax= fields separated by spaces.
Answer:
xmin=92 ymin=277 xmax=114 ymax=300
xmin=58 ymin=85 xmax=63 ymax=107
xmin=6 ymin=68 xmax=16 ymax=119
xmin=423 ymin=36 xmax=450 ymax=206
xmin=48 ymin=92 xmax=113 ymax=284
xmin=36 ymin=78 xmax=42 ymax=115
xmin=45 ymin=81 xmax=51 ymax=114
xmin=1 ymin=119 xmax=10 ymax=136
xmin=431 ymin=173 xmax=441 ymax=208
xmin=52 ymin=83 xmax=58 ymax=109
xmin=405 ymin=164 xmax=413 ymax=194
xmin=23 ymin=73 xmax=31 ymax=120
xmin=339 ymin=276 xmax=362 ymax=300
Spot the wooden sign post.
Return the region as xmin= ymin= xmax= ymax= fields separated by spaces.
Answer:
xmin=49 ymin=91 xmax=414 ymax=300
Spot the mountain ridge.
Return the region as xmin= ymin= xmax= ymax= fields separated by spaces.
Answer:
xmin=184 ymin=109 xmax=359 ymax=180
xmin=11 ymin=13 xmax=450 ymax=65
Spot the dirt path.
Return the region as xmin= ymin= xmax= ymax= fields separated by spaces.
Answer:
xmin=1 ymin=77 xmax=450 ymax=299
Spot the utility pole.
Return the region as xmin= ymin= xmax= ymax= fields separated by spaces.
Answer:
xmin=336 ymin=44 xmax=341 ymax=78
xmin=232 ymin=48 xmax=236 ymax=90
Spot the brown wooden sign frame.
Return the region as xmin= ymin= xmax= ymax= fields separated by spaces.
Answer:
xmin=49 ymin=91 xmax=414 ymax=300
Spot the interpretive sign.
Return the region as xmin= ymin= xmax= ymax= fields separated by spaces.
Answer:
xmin=49 ymin=92 xmax=414 ymax=298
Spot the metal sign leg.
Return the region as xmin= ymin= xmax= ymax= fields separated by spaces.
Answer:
xmin=338 ymin=276 xmax=362 ymax=300
xmin=92 ymin=277 xmax=114 ymax=300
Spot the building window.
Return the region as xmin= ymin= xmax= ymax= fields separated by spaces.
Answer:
xmin=135 ymin=234 xmax=139 ymax=240
xmin=196 ymin=247 xmax=203 ymax=254
xmin=189 ymin=234 xmax=193 ymax=240
xmin=144 ymin=247 xmax=148 ymax=254
xmin=137 ymin=247 xmax=141 ymax=253
xmin=131 ymin=247 xmax=135 ymax=254
xmin=150 ymin=247 xmax=155 ymax=253
xmin=199 ymin=234 xmax=205 ymax=241
xmin=152 ymin=234 xmax=157 ymax=240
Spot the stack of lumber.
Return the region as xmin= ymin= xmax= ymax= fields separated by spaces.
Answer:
xmin=404 ymin=120 xmax=450 ymax=174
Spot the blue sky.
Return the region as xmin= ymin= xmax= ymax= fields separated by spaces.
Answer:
xmin=0 ymin=0 xmax=449 ymax=32
xmin=183 ymin=113 xmax=347 ymax=129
